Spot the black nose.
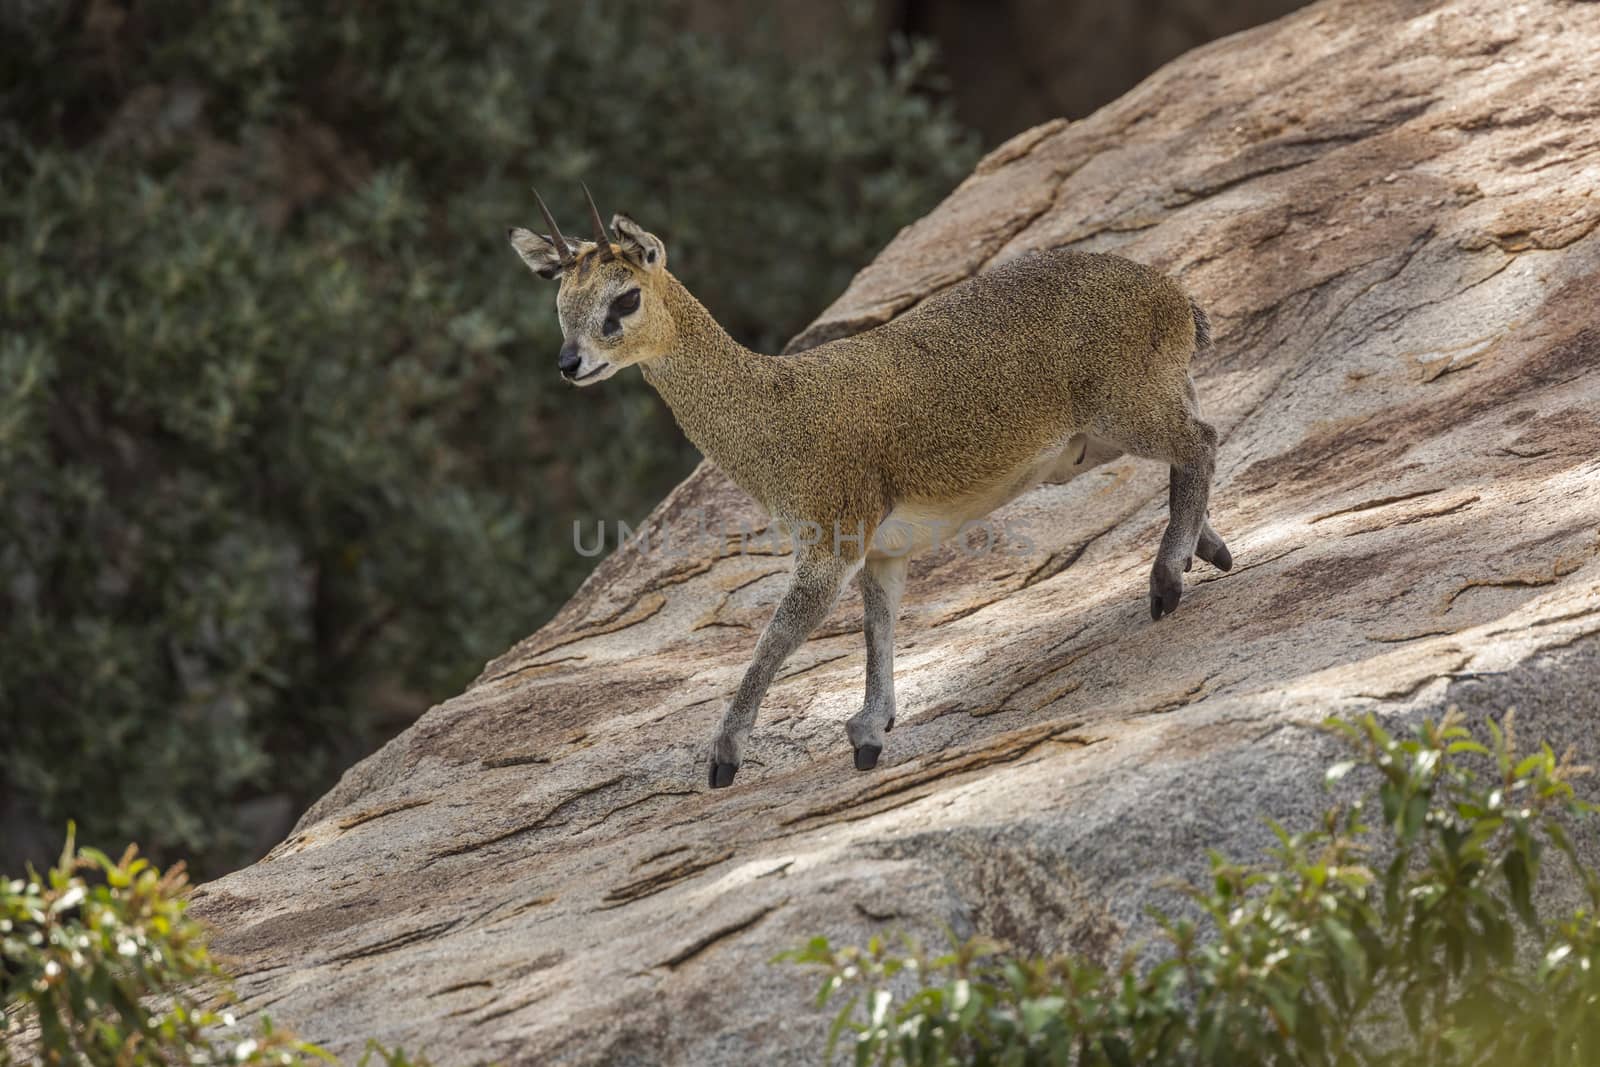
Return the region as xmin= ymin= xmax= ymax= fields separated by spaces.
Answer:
xmin=558 ymin=340 xmax=581 ymax=378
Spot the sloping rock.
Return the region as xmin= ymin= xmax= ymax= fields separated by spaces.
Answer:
xmin=195 ymin=1 xmax=1600 ymax=1062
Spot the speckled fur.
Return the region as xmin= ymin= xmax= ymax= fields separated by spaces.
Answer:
xmin=644 ymin=251 xmax=1208 ymax=535
xmin=510 ymin=217 xmax=1229 ymax=786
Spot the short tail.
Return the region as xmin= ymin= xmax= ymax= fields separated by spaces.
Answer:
xmin=1190 ymin=299 xmax=1212 ymax=352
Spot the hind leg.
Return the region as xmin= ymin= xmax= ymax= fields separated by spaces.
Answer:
xmin=1053 ymin=429 xmax=1231 ymax=576
xmin=1179 ymin=376 xmax=1231 ymax=576
xmin=1191 ymin=517 xmax=1232 ymax=573
xmin=1150 ymin=420 xmax=1218 ymax=618
xmin=1108 ymin=365 xmax=1229 ymax=616
xmin=1094 ymin=404 xmax=1222 ymax=619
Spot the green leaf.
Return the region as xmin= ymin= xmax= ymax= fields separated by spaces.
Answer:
xmin=1503 ymin=850 xmax=1540 ymax=931
xmin=1102 ymin=1035 xmax=1134 ymax=1067
xmin=1020 ymin=996 xmax=1065 ymax=1035
xmin=825 ymin=992 xmax=862 ymax=1061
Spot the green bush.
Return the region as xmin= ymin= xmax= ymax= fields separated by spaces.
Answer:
xmin=0 ymin=824 xmax=432 ymax=1065
xmin=0 ymin=0 xmax=979 ymax=874
xmin=786 ymin=711 xmax=1600 ymax=1065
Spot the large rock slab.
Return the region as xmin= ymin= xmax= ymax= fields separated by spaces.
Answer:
xmin=195 ymin=1 xmax=1600 ymax=1062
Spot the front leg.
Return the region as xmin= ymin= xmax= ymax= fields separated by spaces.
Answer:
xmin=709 ymin=547 xmax=858 ymax=788
xmin=844 ymin=554 xmax=908 ymax=771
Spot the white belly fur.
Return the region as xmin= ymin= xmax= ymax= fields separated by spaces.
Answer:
xmin=869 ymin=433 xmax=1117 ymax=559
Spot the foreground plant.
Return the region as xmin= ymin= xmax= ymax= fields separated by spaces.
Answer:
xmin=785 ymin=711 xmax=1600 ymax=1066
xmin=0 ymin=828 xmax=428 ymax=1066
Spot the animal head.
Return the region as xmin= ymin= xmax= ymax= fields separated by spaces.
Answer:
xmin=507 ymin=187 xmax=671 ymax=386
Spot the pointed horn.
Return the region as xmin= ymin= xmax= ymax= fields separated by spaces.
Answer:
xmin=532 ymin=188 xmax=573 ymax=264
xmin=582 ymin=182 xmax=614 ymax=261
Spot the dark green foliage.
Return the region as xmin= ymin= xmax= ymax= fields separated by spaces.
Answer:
xmin=0 ymin=1 xmax=978 ymax=873
xmin=0 ymin=825 xmax=431 ymax=1065
xmin=785 ymin=712 xmax=1600 ymax=1065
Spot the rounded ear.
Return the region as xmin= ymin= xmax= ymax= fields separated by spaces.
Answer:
xmin=611 ymin=214 xmax=667 ymax=272
xmin=507 ymin=227 xmax=575 ymax=280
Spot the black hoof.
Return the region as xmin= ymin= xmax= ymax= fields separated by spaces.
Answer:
xmin=854 ymin=743 xmax=883 ymax=771
xmin=1150 ymin=583 xmax=1182 ymax=620
xmin=1213 ymin=545 xmax=1234 ymax=572
xmin=709 ymin=760 xmax=738 ymax=789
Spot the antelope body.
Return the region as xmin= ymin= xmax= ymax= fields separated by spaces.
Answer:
xmin=509 ymin=189 xmax=1231 ymax=788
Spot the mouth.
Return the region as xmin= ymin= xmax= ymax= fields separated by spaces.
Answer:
xmin=570 ymin=362 xmax=611 ymax=383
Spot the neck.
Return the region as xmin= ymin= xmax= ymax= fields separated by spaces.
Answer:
xmin=640 ymin=275 xmax=777 ymax=485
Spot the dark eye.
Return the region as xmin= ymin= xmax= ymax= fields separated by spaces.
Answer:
xmin=611 ymin=288 xmax=641 ymax=316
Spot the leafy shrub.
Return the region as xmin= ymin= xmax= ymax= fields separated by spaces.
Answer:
xmin=0 ymin=0 xmax=979 ymax=874
xmin=786 ymin=711 xmax=1600 ymax=1065
xmin=0 ymin=825 xmax=430 ymax=1065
